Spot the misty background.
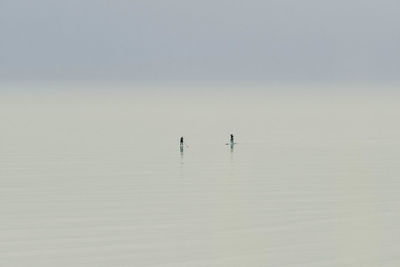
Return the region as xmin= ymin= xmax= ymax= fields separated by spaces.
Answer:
xmin=1 ymin=0 xmax=399 ymax=84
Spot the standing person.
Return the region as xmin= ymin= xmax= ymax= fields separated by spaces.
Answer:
xmin=180 ymin=136 xmax=184 ymax=147
xmin=230 ymin=134 xmax=234 ymax=144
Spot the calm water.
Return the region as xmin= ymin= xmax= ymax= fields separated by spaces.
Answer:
xmin=1 ymin=89 xmax=400 ymax=266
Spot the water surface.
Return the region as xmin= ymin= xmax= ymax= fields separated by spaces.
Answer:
xmin=1 ymin=89 xmax=400 ymax=266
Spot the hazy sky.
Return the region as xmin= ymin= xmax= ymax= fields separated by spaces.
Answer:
xmin=1 ymin=0 xmax=399 ymax=83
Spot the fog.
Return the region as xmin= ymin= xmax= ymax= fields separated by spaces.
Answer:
xmin=1 ymin=0 xmax=399 ymax=83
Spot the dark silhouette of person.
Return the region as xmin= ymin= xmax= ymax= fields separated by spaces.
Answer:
xmin=230 ymin=134 xmax=234 ymax=143
xmin=180 ymin=137 xmax=184 ymax=146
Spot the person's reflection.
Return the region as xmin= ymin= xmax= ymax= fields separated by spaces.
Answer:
xmin=180 ymin=146 xmax=184 ymax=159
xmin=179 ymin=145 xmax=185 ymax=180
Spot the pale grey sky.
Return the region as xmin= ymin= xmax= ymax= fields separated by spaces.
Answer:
xmin=1 ymin=0 xmax=399 ymax=83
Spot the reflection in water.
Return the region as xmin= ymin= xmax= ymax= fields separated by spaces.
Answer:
xmin=179 ymin=146 xmax=184 ymax=164
xmin=229 ymin=143 xmax=234 ymax=170
xmin=180 ymin=144 xmax=184 ymax=166
xmin=179 ymin=146 xmax=184 ymax=173
xmin=229 ymin=143 xmax=234 ymax=166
